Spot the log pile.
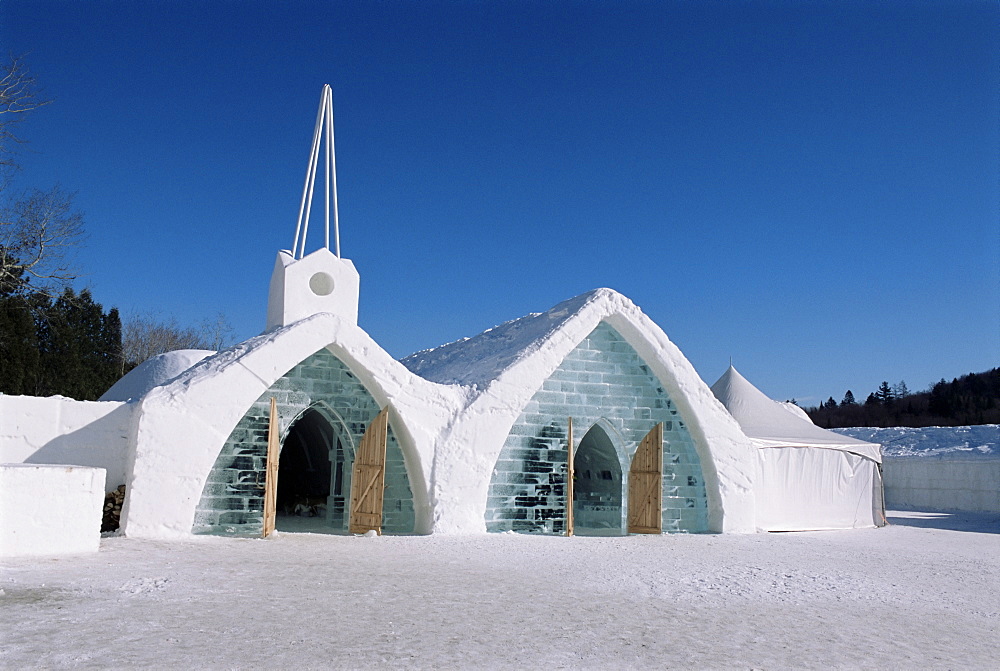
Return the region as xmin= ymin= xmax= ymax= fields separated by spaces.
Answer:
xmin=102 ymin=485 xmax=126 ymax=532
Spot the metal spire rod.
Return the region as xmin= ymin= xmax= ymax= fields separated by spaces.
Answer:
xmin=292 ymin=85 xmax=341 ymax=259
xmin=293 ymin=93 xmax=325 ymax=258
xmin=327 ymin=87 xmax=341 ymax=257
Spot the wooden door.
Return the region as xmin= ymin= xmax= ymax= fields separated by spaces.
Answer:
xmin=565 ymin=417 xmax=574 ymax=537
xmin=262 ymin=397 xmax=280 ymax=538
xmin=627 ymin=423 xmax=663 ymax=534
xmin=348 ymin=406 xmax=389 ymax=535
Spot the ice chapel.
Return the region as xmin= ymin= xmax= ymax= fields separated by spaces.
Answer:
xmin=1 ymin=86 xmax=884 ymax=550
xmin=119 ymin=255 xmax=757 ymax=538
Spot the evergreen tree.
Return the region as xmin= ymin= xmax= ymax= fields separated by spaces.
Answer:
xmin=102 ymin=307 xmax=125 ymax=379
xmin=825 ymin=396 xmax=838 ymax=409
xmin=0 ymin=294 xmax=39 ymax=395
xmin=876 ymin=381 xmax=894 ymax=405
xmin=35 ymin=288 xmax=123 ymax=399
xmin=841 ymin=390 xmax=856 ymax=405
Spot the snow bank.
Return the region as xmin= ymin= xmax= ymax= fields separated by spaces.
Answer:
xmin=0 ymin=464 xmax=105 ymax=556
xmin=99 ymin=349 xmax=215 ymax=402
xmin=0 ymin=394 xmax=132 ymax=490
xmin=835 ymin=425 xmax=1000 ymax=459
xmin=832 ymin=424 xmax=1000 ymax=459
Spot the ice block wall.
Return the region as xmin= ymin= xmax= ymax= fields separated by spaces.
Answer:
xmin=485 ymin=323 xmax=708 ymax=534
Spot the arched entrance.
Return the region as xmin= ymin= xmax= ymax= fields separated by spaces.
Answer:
xmin=573 ymin=422 xmax=625 ymax=536
xmin=194 ymin=348 xmax=417 ymax=537
xmin=276 ymin=407 xmax=352 ymax=533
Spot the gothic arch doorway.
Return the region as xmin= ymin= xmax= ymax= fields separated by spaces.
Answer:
xmin=573 ymin=422 xmax=625 ymax=536
xmin=276 ymin=406 xmax=353 ymax=533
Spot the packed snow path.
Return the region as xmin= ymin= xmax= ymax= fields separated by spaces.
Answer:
xmin=2 ymin=511 xmax=998 ymax=669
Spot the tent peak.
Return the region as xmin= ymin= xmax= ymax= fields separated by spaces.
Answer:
xmin=710 ymin=365 xmax=881 ymax=462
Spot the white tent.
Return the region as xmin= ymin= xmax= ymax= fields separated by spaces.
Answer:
xmin=711 ymin=365 xmax=885 ymax=531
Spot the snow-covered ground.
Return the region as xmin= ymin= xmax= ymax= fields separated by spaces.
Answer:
xmin=835 ymin=425 xmax=999 ymax=459
xmin=2 ymin=512 xmax=998 ymax=669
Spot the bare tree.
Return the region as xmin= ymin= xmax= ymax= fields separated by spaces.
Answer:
xmin=122 ymin=312 xmax=234 ymax=367
xmin=1 ymin=54 xmax=52 ymax=175
xmin=0 ymin=56 xmax=83 ymax=296
xmin=1 ymin=186 xmax=85 ymax=291
xmin=199 ymin=311 xmax=234 ymax=350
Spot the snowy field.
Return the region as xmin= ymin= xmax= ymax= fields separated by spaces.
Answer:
xmin=2 ymin=511 xmax=998 ymax=669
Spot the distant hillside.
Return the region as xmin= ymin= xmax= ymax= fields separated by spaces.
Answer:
xmin=807 ymin=368 xmax=1000 ymax=428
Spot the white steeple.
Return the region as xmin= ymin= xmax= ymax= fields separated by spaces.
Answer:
xmin=266 ymin=85 xmax=360 ymax=331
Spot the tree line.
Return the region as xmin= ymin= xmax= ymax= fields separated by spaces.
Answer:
xmin=0 ymin=276 xmax=230 ymax=400
xmin=0 ymin=56 xmax=230 ymax=400
xmin=1 ymin=283 xmax=123 ymax=399
xmin=805 ymin=369 xmax=1000 ymax=428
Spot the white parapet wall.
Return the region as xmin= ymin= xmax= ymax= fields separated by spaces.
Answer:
xmin=0 ymin=464 xmax=106 ymax=557
xmin=0 ymin=394 xmax=132 ymax=491
xmin=883 ymin=457 xmax=1000 ymax=514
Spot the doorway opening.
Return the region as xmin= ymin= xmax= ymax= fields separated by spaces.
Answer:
xmin=275 ymin=407 xmax=351 ymax=533
xmin=573 ymin=422 xmax=624 ymax=536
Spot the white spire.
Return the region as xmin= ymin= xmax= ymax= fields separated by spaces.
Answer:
xmin=292 ymin=84 xmax=341 ymax=259
xmin=267 ymin=85 xmax=359 ymax=331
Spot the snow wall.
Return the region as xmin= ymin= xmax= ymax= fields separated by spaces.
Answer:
xmin=0 ymin=394 xmax=132 ymax=491
xmin=882 ymin=458 xmax=1000 ymax=514
xmin=0 ymin=464 xmax=105 ymax=556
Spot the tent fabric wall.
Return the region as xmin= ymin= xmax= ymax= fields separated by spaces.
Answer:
xmin=755 ymin=446 xmax=881 ymax=531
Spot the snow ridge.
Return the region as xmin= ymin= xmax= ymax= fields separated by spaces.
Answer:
xmin=400 ymin=289 xmax=608 ymax=388
xmin=835 ymin=425 xmax=1000 ymax=459
xmin=99 ymin=350 xmax=215 ymax=402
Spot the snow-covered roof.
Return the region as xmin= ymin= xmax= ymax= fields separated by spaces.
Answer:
xmin=401 ymin=290 xmax=600 ymax=389
xmin=711 ymin=365 xmax=881 ymax=462
xmin=99 ymin=349 xmax=215 ymax=402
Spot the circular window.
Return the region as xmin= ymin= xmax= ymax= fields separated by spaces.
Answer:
xmin=308 ymin=272 xmax=335 ymax=296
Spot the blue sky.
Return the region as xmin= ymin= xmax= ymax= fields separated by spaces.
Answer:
xmin=2 ymin=0 xmax=997 ymax=405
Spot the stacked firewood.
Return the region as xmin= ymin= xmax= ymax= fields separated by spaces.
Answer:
xmin=102 ymin=485 xmax=126 ymax=532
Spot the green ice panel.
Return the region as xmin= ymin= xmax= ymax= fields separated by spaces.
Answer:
xmin=486 ymin=322 xmax=708 ymax=534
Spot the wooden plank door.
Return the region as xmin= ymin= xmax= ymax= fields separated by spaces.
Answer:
xmin=262 ymin=397 xmax=280 ymax=538
xmin=348 ymin=406 xmax=389 ymax=535
xmin=565 ymin=417 xmax=574 ymax=537
xmin=627 ymin=423 xmax=663 ymax=534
